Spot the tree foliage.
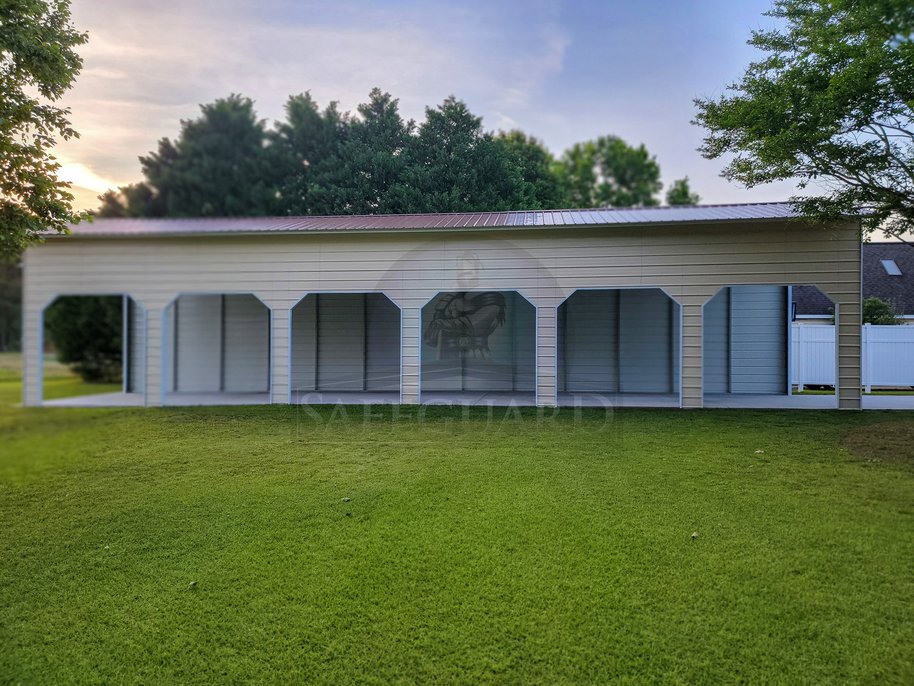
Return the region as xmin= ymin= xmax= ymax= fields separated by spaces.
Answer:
xmin=0 ymin=0 xmax=87 ymax=258
xmin=495 ymin=131 xmax=566 ymax=209
xmin=141 ymin=95 xmax=276 ymax=217
xmin=559 ymin=136 xmax=662 ymax=208
xmin=395 ymin=97 xmax=532 ymax=212
xmin=99 ymin=89 xmax=692 ymax=218
xmin=665 ymin=177 xmax=701 ymax=206
xmin=324 ymin=88 xmax=413 ymax=214
xmin=269 ymin=91 xmax=350 ymax=215
xmin=0 ymin=260 xmax=22 ymax=352
xmin=694 ymin=0 xmax=914 ymax=238
xmin=44 ymin=296 xmax=122 ymax=381
xmin=862 ymin=296 xmax=902 ymax=325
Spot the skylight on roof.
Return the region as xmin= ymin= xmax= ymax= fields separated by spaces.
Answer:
xmin=881 ymin=259 xmax=902 ymax=276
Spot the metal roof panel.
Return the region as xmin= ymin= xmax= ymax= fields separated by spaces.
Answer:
xmin=58 ymin=202 xmax=819 ymax=238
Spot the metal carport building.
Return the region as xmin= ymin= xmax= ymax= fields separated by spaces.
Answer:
xmin=21 ymin=202 xmax=863 ymax=409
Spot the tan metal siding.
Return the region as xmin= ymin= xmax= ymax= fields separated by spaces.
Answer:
xmin=21 ymin=220 xmax=862 ymax=408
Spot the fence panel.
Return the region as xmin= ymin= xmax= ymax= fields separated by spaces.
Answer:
xmin=864 ymin=324 xmax=914 ymax=390
xmin=791 ymin=325 xmax=836 ymax=387
xmin=791 ymin=323 xmax=914 ymax=389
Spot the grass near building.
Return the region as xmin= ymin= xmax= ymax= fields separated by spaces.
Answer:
xmin=1 ymin=353 xmax=913 ymax=683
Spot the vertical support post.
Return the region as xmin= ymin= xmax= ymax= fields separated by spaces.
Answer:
xmin=122 ymin=295 xmax=129 ymax=394
xmin=400 ymin=307 xmax=420 ymax=404
xmin=21 ymin=250 xmax=45 ymax=407
xmin=679 ymin=297 xmax=706 ymax=408
xmin=863 ymin=323 xmax=872 ymax=394
xmin=797 ymin=323 xmax=805 ymax=392
xmin=22 ymin=299 xmax=44 ymax=407
xmin=786 ymin=286 xmax=792 ymax=396
xmin=144 ymin=304 xmax=164 ymax=407
xmin=219 ymin=295 xmax=226 ymax=392
xmin=270 ymin=305 xmax=290 ymax=404
xmin=835 ymin=298 xmax=862 ymax=409
xmin=536 ymin=305 xmax=557 ymax=407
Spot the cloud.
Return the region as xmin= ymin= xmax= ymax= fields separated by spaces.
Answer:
xmin=57 ymin=161 xmax=118 ymax=193
xmin=55 ymin=0 xmax=571 ymax=206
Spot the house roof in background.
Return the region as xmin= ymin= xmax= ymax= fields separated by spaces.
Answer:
xmin=60 ymin=202 xmax=804 ymax=238
xmin=794 ymin=243 xmax=914 ymax=316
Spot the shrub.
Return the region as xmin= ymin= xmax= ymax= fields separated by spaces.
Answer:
xmin=44 ymin=296 xmax=123 ymax=382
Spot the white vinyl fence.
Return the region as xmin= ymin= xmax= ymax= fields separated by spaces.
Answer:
xmin=791 ymin=323 xmax=914 ymax=390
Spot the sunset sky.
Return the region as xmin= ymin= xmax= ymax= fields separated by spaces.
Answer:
xmin=55 ymin=0 xmax=801 ymax=211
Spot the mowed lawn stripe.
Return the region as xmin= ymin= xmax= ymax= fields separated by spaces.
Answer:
xmin=1 ymin=397 xmax=913 ymax=684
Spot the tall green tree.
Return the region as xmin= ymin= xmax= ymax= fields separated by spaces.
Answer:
xmin=665 ymin=176 xmax=701 ymax=206
xmin=137 ymin=94 xmax=275 ymax=217
xmin=270 ymin=92 xmax=349 ymax=215
xmin=559 ymin=136 xmax=662 ymax=208
xmin=495 ymin=131 xmax=567 ymax=209
xmin=1 ymin=0 xmax=87 ymax=258
xmin=694 ymin=0 xmax=914 ymax=239
xmin=395 ymin=97 xmax=531 ymax=213
xmin=327 ymin=89 xmax=413 ymax=214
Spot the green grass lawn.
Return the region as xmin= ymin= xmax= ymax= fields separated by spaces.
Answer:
xmin=1 ymin=361 xmax=913 ymax=683
xmin=0 ymin=352 xmax=121 ymax=403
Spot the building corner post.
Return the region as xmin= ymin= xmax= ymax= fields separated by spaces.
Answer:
xmin=835 ymin=299 xmax=862 ymax=409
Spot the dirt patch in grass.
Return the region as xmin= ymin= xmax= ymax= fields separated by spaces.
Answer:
xmin=843 ymin=421 xmax=914 ymax=464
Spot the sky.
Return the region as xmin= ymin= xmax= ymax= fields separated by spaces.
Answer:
xmin=56 ymin=0 xmax=802 ymax=211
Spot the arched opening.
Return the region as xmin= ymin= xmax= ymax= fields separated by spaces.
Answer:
xmin=163 ymin=294 xmax=271 ymax=405
xmin=557 ymin=288 xmax=681 ymax=407
xmin=290 ymin=293 xmax=401 ymax=404
xmin=41 ymin=294 xmax=146 ymax=406
xmin=702 ymin=285 xmax=838 ymax=408
xmin=420 ymin=290 xmax=535 ymax=405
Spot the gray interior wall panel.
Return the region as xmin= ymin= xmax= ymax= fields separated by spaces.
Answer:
xmin=511 ymin=293 xmax=536 ymax=391
xmin=421 ymin=291 xmax=535 ymax=392
xmin=365 ymin=294 xmax=400 ymax=391
xmin=317 ymin=294 xmax=366 ymax=391
xmin=176 ymin=294 xmax=221 ymax=392
xmin=290 ymin=296 xmax=317 ymax=391
xmin=561 ymin=290 xmax=619 ymax=392
xmin=702 ymin=288 xmax=730 ymax=394
xmin=729 ymin=286 xmax=786 ymax=394
xmin=420 ymin=298 xmax=460 ymax=391
xmin=619 ymin=289 xmax=674 ymax=393
xmin=223 ymin=294 xmax=269 ymax=392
